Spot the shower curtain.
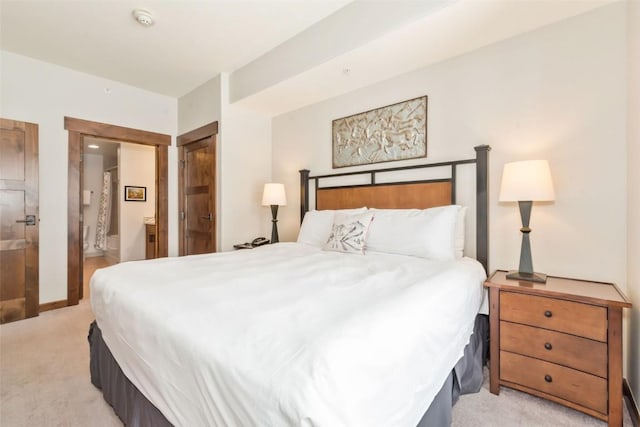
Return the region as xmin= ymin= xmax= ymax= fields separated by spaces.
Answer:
xmin=94 ymin=171 xmax=112 ymax=250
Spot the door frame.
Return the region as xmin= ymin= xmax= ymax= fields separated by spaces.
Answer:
xmin=177 ymin=121 xmax=218 ymax=256
xmin=65 ymin=117 xmax=171 ymax=305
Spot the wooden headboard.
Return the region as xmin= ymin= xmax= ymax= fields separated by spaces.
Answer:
xmin=299 ymin=145 xmax=490 ymax=272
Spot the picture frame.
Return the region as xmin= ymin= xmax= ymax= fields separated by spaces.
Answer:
xmin=124 ymin=185 xmax=146 ymax=202
xmin=332 ymin=95 xmax=427 ymax=168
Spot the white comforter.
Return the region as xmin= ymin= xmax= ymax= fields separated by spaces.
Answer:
xmin=91 ymin=243 xmax=486 ymax=427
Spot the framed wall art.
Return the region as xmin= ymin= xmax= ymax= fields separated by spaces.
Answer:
xmin=124 ymin=185 xmax=146 ymax=202
xmin=332 ymin=96 xmax=427 ymax=168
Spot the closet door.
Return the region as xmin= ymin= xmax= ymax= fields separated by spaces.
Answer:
xmin=0 ymin=118 xmax=39 ymax=323
xmin=178 ymin=122 xmax=218 ymax=256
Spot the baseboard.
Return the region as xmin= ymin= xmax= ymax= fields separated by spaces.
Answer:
xmin=39 ymin=299 xmax=68 ymax=313
xmin=624 ymin=378 xmax=640 ymax=427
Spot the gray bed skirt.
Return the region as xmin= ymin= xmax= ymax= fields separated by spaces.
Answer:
xmin=88 ymin=315 xmax=488 ymax=427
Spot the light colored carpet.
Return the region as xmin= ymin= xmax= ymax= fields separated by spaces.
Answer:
xmin=0 ymin=300 xmax=121 ymax=427
xmin=451 ymin=368 xmax=633 ymax=426
xmin=0 ymin=301 xmax=633 ymax=426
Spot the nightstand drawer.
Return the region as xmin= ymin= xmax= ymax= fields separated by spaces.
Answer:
xmin=500 ymin=292 xmax=607 ymax=341
xmin=500 ymin=321 xmax=607 ymax=378
xmin=500 ymin=351 xmax=607 ymax=414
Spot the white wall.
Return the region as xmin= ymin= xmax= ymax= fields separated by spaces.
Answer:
xmin=219 ymin=74 xmax=273 ymax=249
xmin=178 ymin=74 xmax=273 ymax=251
xmin=273 ymin=3 xmax=627 ymax=284
xmin=626 ymin=0 xmax=640 ymax=403
xmin=119 ymin=143 xmax=156 ymax=261
xmin=178 ymin=75 xmax=221 ymax=135
xmin=0 ymin=51 xmax=177 ymax=303
xmin=82 ymin=153 xmax=103 ymax=256
xmin=273 ymin=3 xmax=630 ymax=371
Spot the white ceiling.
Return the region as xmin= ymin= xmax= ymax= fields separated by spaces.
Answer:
xmin=1 ymin=0 xmax=616 ymax=116
xmin=236 ymin=0 xmax=618 ymax=116
xmin=84 ymin=137 xmax=119 ymax=160
xmin=0 ymin=0 xmax=349 ymax=97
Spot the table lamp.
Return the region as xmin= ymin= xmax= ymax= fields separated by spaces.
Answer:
xmin=499 ymin=160 xmax=555 ymax=283
xmin=262 ymin=183 xmax=287 ymax=243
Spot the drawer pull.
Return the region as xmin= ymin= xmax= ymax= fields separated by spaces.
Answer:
xmin=544 ymin=310 xmax=552 ymax=318
xmin=544 ymin=342 xmax=553 ymax=350
xmin=544 ymin=374 xmax=553 ymax=383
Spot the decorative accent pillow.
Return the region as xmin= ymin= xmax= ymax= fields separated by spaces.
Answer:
xmin=297 ymin=208 xmax=367 ymax=247
xmin=323 ymin=212 xmax=374 ymax=254
xmin=366 ymin=205 xmax=462 ymax=260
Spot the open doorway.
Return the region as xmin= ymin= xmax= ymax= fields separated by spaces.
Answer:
xmin=65 ymin=117 xmax=170 ymax=306
xmin=81 ymin=138 xmax=156 ymax=298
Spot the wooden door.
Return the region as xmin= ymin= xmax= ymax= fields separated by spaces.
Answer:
xmin=179 ymin=135 xmax=216 ymax=255
xmin=0 ymin=118 xmax=39 ymax=323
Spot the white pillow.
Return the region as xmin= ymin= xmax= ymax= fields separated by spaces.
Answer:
xmin=297 ymin=208 xmax=367 ymax=247
xmin=366 ymin=205 xmax=462 ymax=260
xmin=323 ymin=211 xmax=374 ymax=254
xmin=455 ymin=206 xmax=467 ymax=259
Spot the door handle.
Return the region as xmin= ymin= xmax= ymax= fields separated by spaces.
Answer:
xmin=16 ymin=215 xmax=37 ymax=226
xmin=200 ymin=213 xmax=213 ymax=221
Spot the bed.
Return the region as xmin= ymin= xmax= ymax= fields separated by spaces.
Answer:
xmin=88 ymin=145 xmax=491 ymax=426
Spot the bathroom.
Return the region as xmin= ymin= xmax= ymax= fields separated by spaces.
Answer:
xmin=82 ymin=138 xmax=155 ymax=295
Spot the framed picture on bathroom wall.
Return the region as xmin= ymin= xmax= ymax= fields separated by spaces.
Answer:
xmin=124 ymin=185 xmax=146 ymax=202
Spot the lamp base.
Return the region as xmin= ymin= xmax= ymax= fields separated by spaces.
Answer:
xmin=270 ymin=204 xmax=279 ymax=244
xmin=506 ymin=270 xmax=548 ymax=284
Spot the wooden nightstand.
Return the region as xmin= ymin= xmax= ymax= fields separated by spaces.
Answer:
xmin=484 ymin=270 xmax=631 ymax=426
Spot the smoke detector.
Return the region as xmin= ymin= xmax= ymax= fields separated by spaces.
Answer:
xmin=132 ymin=9 xmax=154 ymax=27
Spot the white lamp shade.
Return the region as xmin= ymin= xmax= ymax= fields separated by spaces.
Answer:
xmin=499 ymin=160 xmax=555 ymax=202
xmin=262 ymin=183 xmax=287 ymax=206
